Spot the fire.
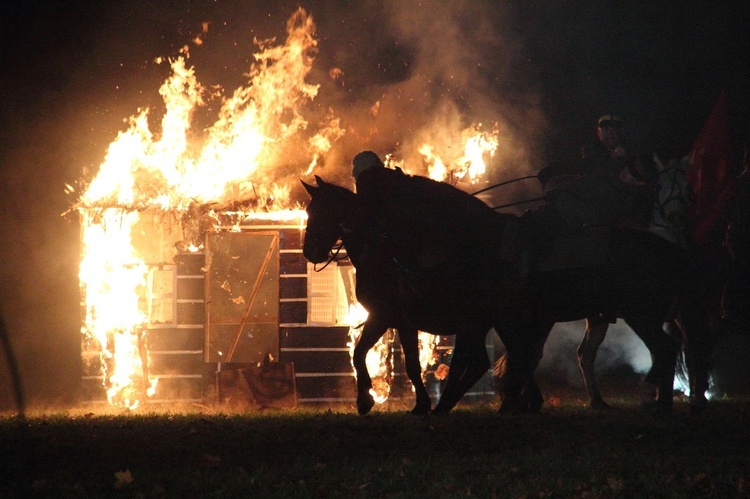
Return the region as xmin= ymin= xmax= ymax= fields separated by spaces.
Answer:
xmin=79 ymin=210 xmax=155 ymax=409
xmin=418 ymin=123 xmax=499 ymax=182
xmin=79 ymin=9 xmax=320 ymax=211
xmin=418 ymin=332 xmax=440 ymax=373
xmin=457 ymin=123 xmax=500 ymax=181
xmin=419 ymin=144 xmax=448 ymax=180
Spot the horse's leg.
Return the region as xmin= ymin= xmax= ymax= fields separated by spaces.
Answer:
xmin=625 ymin=315 xmax=678 ymax=414
xmin=675 ymin=303 xmax=713 ymax=413
xmin=352 ymin=318 xmax=388 ymax=415
xmin=520 ymin=377 xmax=545 ymax=413
xmin=577 ymin=318 xmax=611 ymax=410
xmin=496 ymin=319 xmax=552 ymax=414
xmin=397 ymin=328 xmax=432 ymax=415
xmin=432 ymin=330 xmax=490 ymax=414
xmin=495 ymin=353 xmax=544 ymax=413
xmin=494 ymin=334 xmax=527 ymax=413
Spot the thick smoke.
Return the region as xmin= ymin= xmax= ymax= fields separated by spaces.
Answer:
xmin=538 ymin=321 xmax=652 ymax=388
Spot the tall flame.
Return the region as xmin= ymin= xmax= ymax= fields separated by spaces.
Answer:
xmin=79 ymin=210 xmax=154 ymax=409
xmin=79 ymin=8 xmax=321 ymax=212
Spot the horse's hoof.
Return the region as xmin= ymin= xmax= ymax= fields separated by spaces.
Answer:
xmin=497 ymin=402 xmax=521 ymax=415
xmin=357 ymin=395 xmax=375 ymax=415
xmin=430 ymin=404 xmax=451 ymax=416
xmin=589 ymin=397 xmax=612 ymax=411
xmin=642 ymin=399 xmax=672 ymax=415
xmin=689 ymin=396 xmax=708 ymax=415
xmin=410 ymin=401 xmax=431 ymax=415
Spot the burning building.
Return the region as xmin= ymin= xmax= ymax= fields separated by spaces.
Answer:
xmin=73 ymin=8 xmax=505 ymax=411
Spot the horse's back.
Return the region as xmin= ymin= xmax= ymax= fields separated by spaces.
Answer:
xmin=526 ymin=226 xmax=698 ymax=322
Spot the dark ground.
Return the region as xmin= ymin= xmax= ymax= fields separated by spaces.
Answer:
xmin=1 ymin=394 xmax=749 ymax=497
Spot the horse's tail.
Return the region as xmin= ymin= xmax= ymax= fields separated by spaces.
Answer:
xmin=675 ymin=347 xmax=690 ymax=393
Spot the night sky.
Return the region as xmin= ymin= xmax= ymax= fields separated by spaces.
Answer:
xmin=1 ymin=1 xmax=749 ymax=409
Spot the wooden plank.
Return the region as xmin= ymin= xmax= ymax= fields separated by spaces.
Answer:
xmin=280 ymin=326 xmax=350 ymax=349
xmin=279 ymin=350 xmax=352 ymax=374
xmin=279 ymin=301 xmax=306 ymax=324
xmin=279 ymin=276 xmax=306 ymax=299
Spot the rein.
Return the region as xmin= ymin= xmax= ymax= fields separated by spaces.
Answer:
xmin=313 ymin=239 xmax=347 ymax=272
xmin=491 ymin=196 xmax=546 ymax=210
xmin=470 ymin=175 xmax=538 ymax=196
xmin=470 ymin=174 xmax=545 ymax=211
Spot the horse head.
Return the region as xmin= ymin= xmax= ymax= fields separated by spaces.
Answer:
xmin=301 ymin=175 xmax=355 ymax=264
xmin=651 ymin=154 xmax=690 ymax=245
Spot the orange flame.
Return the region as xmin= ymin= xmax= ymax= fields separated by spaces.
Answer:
xmin=418 ymin=122 xmax=499 ymax=182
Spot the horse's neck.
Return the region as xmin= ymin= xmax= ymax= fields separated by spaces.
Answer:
xmin=337 ymin=197 xmax=372 ymax=268
xmin=340 ymin=230 xmax=366 ymax=267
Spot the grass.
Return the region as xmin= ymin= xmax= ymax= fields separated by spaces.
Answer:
xmin=1 ymin=396 xmax=749 ymax=498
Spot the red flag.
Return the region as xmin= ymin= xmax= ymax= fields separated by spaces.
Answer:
xmin=686 ymin=91 xmax=736 ymax=245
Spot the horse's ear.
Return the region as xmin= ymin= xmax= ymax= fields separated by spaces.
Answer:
xmin=314 ymin=175 xmax=327 ymax=187
xmin=300 ymin=179 xmax=318 ymax=197
xmin=653 ymin=153 xmax=667 ymax=172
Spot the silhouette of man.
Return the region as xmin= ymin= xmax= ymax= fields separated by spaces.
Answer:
xmin=539 ymin=113 xmax=655 ymax=234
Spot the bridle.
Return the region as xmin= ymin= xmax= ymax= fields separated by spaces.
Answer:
xmin=313 ymin=238 xmax=347 ymax=272
xmin=652 ymin=165 xmax=689 ymax=230
xmin=307 ymin=215 xmax=350 ymax=272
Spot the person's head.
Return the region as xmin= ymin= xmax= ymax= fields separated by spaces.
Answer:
xmin=596 ymin=114 xmax=624 ymax=153
xmin=352 ymin=150 xmax=384 ymax=179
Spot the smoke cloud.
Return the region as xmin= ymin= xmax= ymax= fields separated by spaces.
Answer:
xmin=539 ymin=320 xmax=652 ymax=388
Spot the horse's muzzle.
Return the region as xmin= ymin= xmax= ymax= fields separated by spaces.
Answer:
xmin=302 ymin=249 xmax=328 ymax=265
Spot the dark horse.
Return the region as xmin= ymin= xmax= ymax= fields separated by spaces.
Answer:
xmin=302 ymin=176 xmax=711 ymax=414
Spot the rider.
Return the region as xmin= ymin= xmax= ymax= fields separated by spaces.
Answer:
xmin=539 ymin=113 xmax=656 ymax=234
xmin=517 ymin=114 xmax=658 ymax=315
